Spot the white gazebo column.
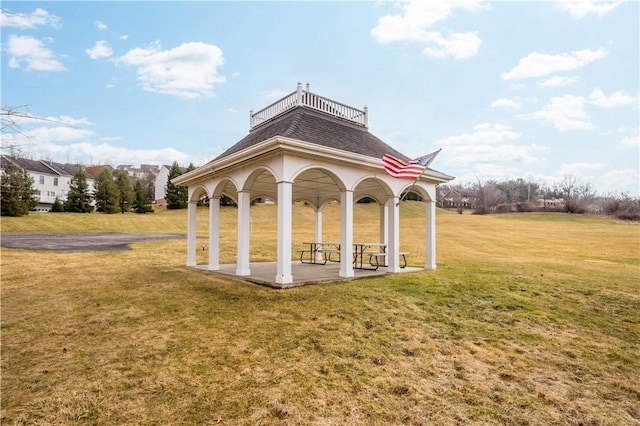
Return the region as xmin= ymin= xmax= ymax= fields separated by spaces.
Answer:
xmin=425 ymin=200 xmax=436 ymax=269
xmin=387 ymin=196 xmax=401 ymax=273
xmin=236 ymin=190 xmax=251 ymax=276
xmin=380 ymin=202 xmax=389 ymax=266
xmin=208 ymin=196 xmax=220 ymax=271
xmin=276 ymin=181 xmax=293 ymax=284
xmin=186 ymin=200 xmax=197 ymax=267
xmin=314 ymin=206 xmax=323 ymax=262
xmin=339 ymin=190 xmax=354 ymax=278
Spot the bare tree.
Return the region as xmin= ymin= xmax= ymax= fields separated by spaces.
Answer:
xmin=1 ymin=105 xmax=67 ymax=155
xmin=558 ymin=175 xmax=596 ymax=213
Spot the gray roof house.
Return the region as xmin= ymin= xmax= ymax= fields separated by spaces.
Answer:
xmin=0 ymin=155 xmax=96 ymax=212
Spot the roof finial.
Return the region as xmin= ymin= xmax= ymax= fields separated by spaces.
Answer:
xmin=306 ymin=82 xmax=310 ymax=92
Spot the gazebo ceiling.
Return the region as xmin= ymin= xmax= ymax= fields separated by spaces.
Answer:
xmin=240 ymin=169 xmax=389 ymax=208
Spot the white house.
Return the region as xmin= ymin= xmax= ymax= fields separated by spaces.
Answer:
xmin=154 ymin=165 xmax=171 ymax=205
xmin=0 ymin=155 xmax=96 ymax=212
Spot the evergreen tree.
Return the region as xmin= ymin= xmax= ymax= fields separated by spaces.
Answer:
xmin=0 ymin=161 xmax=37 ymax=216
xmin=115 ymin=171 xmax=135 ymax=214
xmin=165 ymin=161 xmax=188 ymax=209
xmin=51 ymin=197 xmax=65 ymax=212
xmin=64 ymin=166 xmax=92 ymax=213
xmin=93 ymin=168 xmax=119 ymax=214
xmin=140 ymin=170 xmax=157 ymax=205
xmin=133 ymin=180 xmax=154 ymax=213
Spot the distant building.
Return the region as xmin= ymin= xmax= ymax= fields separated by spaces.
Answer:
xmin=537 ymin=198 xmax=564 ymax=209
xmin=154 ymin=165 xmax=171 ymax=205
xmin=0 ymin=155 xmax=96 ymax=212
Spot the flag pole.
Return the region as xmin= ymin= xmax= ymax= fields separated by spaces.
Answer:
xmin=396 ymin=148 xmax=441 ymax=206
xmin=397 ymin=169 xmax=426 ymax=206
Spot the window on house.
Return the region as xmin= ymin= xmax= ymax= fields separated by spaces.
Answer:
xmin=53 ymin=177 xmax=59 ymax=186
xmin=39 ymin=176 xmax=45 ymax=184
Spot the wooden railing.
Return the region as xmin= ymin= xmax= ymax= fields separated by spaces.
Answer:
xmin=250 ymin=83 xmax=368 ymax=130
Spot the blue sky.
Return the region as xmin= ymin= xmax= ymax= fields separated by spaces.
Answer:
xmin=1 ymin=1 xmax=638 ymax=195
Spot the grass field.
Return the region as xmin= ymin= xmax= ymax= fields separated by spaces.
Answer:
xmin=1 ymin=203 xmax=639 ymax=425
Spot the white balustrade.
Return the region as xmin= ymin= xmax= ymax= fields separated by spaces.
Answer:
xmin=250 ymin=85 xmax=367 ymax=130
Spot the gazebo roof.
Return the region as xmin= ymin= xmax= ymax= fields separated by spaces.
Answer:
xmin=214 ymin=105 xmax=409 ymax=163
xmin=175 ymin=84 xmax=454 ymax=187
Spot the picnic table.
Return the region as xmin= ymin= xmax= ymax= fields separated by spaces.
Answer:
xmin=299 ymin=242 xmax=408 ymax=270
xmin=299 ymin=242 xmax=340 ymax=265
xmin=353 ymin=242 xmax=387 ymax=270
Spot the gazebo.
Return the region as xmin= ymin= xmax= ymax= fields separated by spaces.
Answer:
xmin=173 ymin=83 xmax=454 ymax=287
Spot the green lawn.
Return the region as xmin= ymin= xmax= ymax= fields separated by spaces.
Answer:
xmin=1 ymin=204 xmax=639 ymax=425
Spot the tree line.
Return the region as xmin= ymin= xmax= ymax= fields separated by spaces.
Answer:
xmin=1 ymin=161 xmax=194 ymax=216
xmin=440 ymin=175 xmax=639 ymax=221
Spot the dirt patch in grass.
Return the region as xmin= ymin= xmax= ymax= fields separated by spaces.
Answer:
xmin=0 ymin=233 xmax=184 ymax=252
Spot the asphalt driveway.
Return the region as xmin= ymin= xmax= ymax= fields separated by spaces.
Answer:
xmin=0 ymin=233 xmax=184 ymax=252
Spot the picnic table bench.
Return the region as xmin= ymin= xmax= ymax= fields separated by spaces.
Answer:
xmin=300 ymin=242 xmax=408 ymax=270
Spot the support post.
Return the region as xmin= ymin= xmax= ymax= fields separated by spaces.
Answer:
xmin=380 ymin=202 xmax=389 ymax=266
xmin=339 ymin=190 xmax=354 ymax=278
xmin=425 ymin=200 xmax=436 ymax=269
xmin=315 ymin=206 xmax=323 ymax=262
xmin=236 ymin=190 xmax=251 ymax=276
xmin=208 ymin=196 xmax=220 ymax=271
xmin=387 ymin=196 xmax=401 ymax=273
xmin=186 ymin=200 xmax=197 ymax=267
xmin=276 ymin=181 xmax=293 ymax=285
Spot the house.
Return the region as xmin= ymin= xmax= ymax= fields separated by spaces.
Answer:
xmin=537 ymin=198 xmax=564 ymax=210
xmin=172 ymin=83 xmax=454 ymax=287
xmin=0 ymin=155 xmax=96 ymax=212
xmin=154 ymin=165 xmax=171 ymax=205
xmin=438 ymin=186 xmax=479 ymax=210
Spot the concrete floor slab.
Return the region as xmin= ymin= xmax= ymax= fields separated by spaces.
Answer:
xmin=194 ymin=261 xmax=423 ymax=288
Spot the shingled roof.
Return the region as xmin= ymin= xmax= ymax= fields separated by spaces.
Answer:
xmin=214 ymin=105 xmax=409 ymax=164
xmin=0 ymin=155 xmax=96 ymax=179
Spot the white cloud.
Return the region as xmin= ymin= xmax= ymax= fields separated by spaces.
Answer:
xmin=225 ymin=108 xmax=240 ymax=113
xmin=0 ymin=8 xmax=61 ymax=29
xmin=491 ymin=98 xmax=521 ymax=110
xmin=501 ymin=48 xmax=607 ymax=81
xmin=115 ymin=41 xmax=225 ymax=98
xmin=621 ymin=133 xmax=639 ymax=147
xmin=95 ymin=21 xmax=107 ymax=30
xmin=421 ymin=31 xmax=482 ymax=59
xmin=119 ymin=35 xmax=129 ymax=41
xmin=557 ymin=162 xmax=605 ymax=176
xmin=588 ymin=87 xmax=637 ymax=108
xmin=31 ymin=140 xmax=191 ymax=166
xmin=538 ymin=76 xmax=579 ymax=87
xmin=438 ymin=122 xmax=522 ymax=145
xmin=443 ymin=143 xmax=538 ymax=166
xmin=520 ymin=95 xmax=595 ymax=131
xmin=555 ymin=1 xmax=622 ymax=18
xmin=599 ymin=168 xmax=640 ymax=196
xmin=263 ymin=89 xmax=291 ymax=99
xmin=46 ymin=116 xmax=94 ymax=126
xmin=436 ymin=123 xmax=540 ymax=168
xmin=13 ymin=118 xmax=190 ymax=166
xmin=5 ymin=34 xmax=66 ymax=72
xmin=26 ymin=126 xmax=96 ymax=142
xmin=370 ymin=0 xmax=487 ymax=59
xmin=85 ymin=40 xmax=113 ymax=59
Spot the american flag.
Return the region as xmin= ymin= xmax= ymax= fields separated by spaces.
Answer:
xmin=382 ymin=149 xmax=441 ymax=180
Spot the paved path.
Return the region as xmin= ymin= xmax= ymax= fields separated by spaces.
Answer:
xmin=0 ymin=233 xmax=184 ymax=252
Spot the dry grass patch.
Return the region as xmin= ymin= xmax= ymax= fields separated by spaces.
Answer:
xmin=2 ymin=205 xmax=639 ymax=425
